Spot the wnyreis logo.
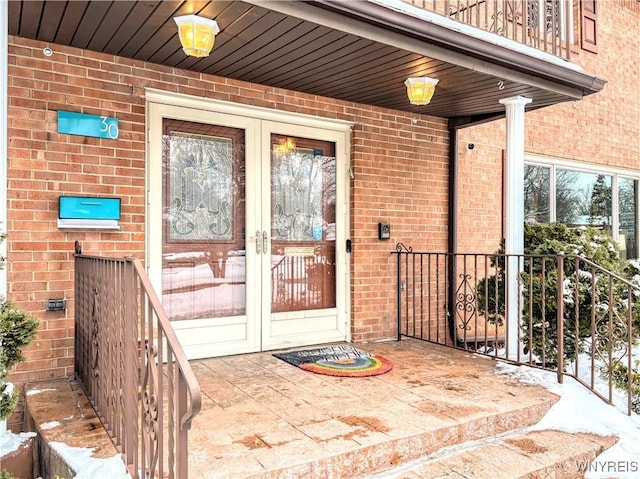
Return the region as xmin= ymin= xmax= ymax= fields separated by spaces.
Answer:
xmin=576 ymin=460 xmax=639 ymax=474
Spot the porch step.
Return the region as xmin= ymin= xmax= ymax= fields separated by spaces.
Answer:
xmin=225 ymin=399 xmax=562 ymax=479
xmin=238 ymin=397 xmax=557 ymax=479
xmin=189 ymin=341 xmax=614 ymax=479
xmin=23 ymin=379 xmax=120 ymax=479
xmin=362 ymin=429 xmax=617 ymax=479
xmin=20 ymin=342 xmax=620 ymax=479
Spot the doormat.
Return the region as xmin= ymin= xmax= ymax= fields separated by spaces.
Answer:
xmin=273 ymin=345 xmax=393 ymax=377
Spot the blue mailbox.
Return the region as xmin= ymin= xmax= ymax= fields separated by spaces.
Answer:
xmin=58 ymin=196 xmax=121 ymax=230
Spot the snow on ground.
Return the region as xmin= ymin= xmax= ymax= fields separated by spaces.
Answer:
xmin=496 ymin=362 xmax=640 ymax=479
xmin=39 ymin=420 xmax=61 ymax=430
xmin=0 ymin=430 xmax=36 ymax=456
xmin=25 ymin=388 xmax=57 ymax=396
xmin=50 ymin=442 xmax=132 ymax=479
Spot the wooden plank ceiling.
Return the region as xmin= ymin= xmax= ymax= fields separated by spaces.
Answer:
xmin=7 ymin=0 xmax=576 ymax=120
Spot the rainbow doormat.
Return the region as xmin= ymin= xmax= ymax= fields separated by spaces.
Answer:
xmin=273 ymin=345 xmax=393 ymax=377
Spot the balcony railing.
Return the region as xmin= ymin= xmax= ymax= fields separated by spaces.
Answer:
xmin=393 ymin=244 xmax=640 ymax=415
xmin=400 ymin=0 xmax=572 ymax=60
xmin=74 ymin=248 xmax=201 ymax=479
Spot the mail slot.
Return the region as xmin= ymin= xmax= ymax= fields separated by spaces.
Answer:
xmin=59 ymin=196 xmax=121 ymax=220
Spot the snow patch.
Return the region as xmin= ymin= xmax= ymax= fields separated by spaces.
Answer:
xmin=0 ymin=431 xmax=36 ymax=456
xmin=26 ymin=388 xmax=57 ymax=396
xmin=50 ymin=442 xmax=132 ymax=479
xmin=496 ymin=363 xmax=640 ymax=479
xmin=40 ymin=420 xmax=61 ymax=430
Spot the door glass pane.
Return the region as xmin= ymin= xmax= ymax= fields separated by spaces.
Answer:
xmin=524 ymin=164 xmax=550 ymax=223
xmin=556 ymin=169 xmax=612 ymax=233
xmin=270 ymin=134 xmax=336 ymax=313
xmin=619 ymin=178 xmax=638 ymax=259
xmin=162 ymin=120 xmax=246 ymax=320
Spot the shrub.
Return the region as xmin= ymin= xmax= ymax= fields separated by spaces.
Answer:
xmin=0 ymin=300 xmax=39 ymax=420
xmin=0 ymin=234 xmax=40 ymax=421
xmin=478 ymin=223 xmax=640 ymax=410
xmin=521 ymin=223 xmax=635 ymax=367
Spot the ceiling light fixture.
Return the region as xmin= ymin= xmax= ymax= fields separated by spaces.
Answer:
xmin=174 ymin=14 xmax=220 ymax=58
xmin=274 ymin=137 xmax=296 ymax=154
xmin=404 ymin=77 xmax=439 ymax=106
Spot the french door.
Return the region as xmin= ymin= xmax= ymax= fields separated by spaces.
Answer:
xmin=147 ymin=99 xmax=349 ymax=359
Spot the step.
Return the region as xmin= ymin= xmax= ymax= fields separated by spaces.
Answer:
xmin=233 ymin=402 xmax=561 ymax=479
xmin=363 ymin=429 xmax=618 ymax=479
xmin=22 ymin=343 xmax=620 ymax=479
xmin=24 ymin=379 xmax=120 ymax=479
xmin=23 ymin=375 xmax=559 ymax=479
xmin=187 ymin=343 xmax=571 ymax=478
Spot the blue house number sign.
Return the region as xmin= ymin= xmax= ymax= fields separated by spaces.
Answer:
xmin=57 ymin=111 xmax=119 ymax=140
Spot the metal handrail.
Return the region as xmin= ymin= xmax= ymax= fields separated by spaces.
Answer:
xmin=400 ymin=0 xmax=572 ymax=61
xmin=393 ymin=246 xmax=639 ymax=415
xmin=74 ymin=253 xmax=202 ymax=479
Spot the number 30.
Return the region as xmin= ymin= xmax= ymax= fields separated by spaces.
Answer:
xmin=100 ymin=116 xmax=119 ymax=139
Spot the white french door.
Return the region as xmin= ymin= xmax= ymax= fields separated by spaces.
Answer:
xmin=147 ymin=95 xmax=349 ymax=359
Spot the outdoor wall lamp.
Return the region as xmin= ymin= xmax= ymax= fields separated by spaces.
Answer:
xmin=404 ymin=77 xmax=439 ymax=106
xmin=174 ymin=14 xmax=220 ymax=57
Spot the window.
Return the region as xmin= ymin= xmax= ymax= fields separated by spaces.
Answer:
xmin=524 ymin=164 xmax=550 ymax=223
xmin=524 ymin=161 xmax=639 ymax=259
xmin=556 ymin=171 xmax=611 ymax=231
xmin=619 ymin=177 xmax=638 ymax=259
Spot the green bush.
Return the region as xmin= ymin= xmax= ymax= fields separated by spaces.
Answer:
xmin=0 ymin=300 xmax=39 ymax=420
xmin=478 ymin=223 xmax=640 ymax=411
xmin=0 ymin=235 xmax=40 ymax=421
xmin=521 ymin=223 xmax=634 ymax=367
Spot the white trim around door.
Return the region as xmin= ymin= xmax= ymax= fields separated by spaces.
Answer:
xmin=146 ymin=90 xmax=352 ymax=359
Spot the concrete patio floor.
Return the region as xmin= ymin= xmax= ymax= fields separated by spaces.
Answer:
xmin=23 ymin=338 xmax=616 ymax=479
xmin=187 ymin=338 xmax=585 ymax=479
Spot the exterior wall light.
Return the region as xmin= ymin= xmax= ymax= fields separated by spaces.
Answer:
xmin=404 ymin=77 xmax=439 ymax=106
xmin=174 ymin=14 xmax=220 ymax=57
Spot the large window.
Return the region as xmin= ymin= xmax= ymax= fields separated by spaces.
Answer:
xmin=525 ymin=161 xmax=639 ymax=259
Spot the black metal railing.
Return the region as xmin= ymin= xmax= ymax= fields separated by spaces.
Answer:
xmin=393 ymin=244 xmax=639 ymax=415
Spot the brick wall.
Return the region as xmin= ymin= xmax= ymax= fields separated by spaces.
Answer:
xmin=350 ymin=117 xmax=449 ymax=342
xmin=5 ymin=36 xmax=450 ymax=426
xmin=456 ymin=2 xmax=640 ymax=254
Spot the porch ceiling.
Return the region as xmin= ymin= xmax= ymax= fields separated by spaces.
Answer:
xmin=7 ymin=0 xmax=605 ymax=124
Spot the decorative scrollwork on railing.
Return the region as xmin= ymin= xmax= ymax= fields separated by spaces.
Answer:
xmin=395 ymin=243 xmax=413 ymax=253
xmin=455 ymin=273 xmax=477 ymax=331
xmin=142 ymin=343 xmax=160 ymax=475
xmin=91 ymin=288 xmax=99 ymax=376
xmin=490 ymin=11 xmax=505 ymax=36
xmin=593 ymin=299 xmax=631 ymax=386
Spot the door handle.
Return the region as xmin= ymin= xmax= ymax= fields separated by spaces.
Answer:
xmin=262 ymin=230 xmax=269 ymax=254
xmin=255 ymin=230 xmax=261 ymax=254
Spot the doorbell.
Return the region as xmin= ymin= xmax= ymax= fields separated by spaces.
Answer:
xmin=378 ymin=222 xmax=391 ymax=240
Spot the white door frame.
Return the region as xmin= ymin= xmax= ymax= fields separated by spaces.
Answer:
xmin=145 ymin=89 xmax=352 ymax=357
xmin=260 ymin=120 xmax=350 ymax=350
